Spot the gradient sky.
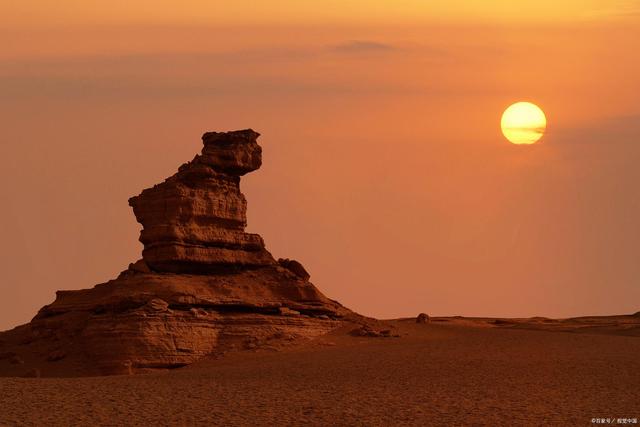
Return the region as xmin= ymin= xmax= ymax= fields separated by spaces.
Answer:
xmin=1 ymin=1 xmax=639 ymax=329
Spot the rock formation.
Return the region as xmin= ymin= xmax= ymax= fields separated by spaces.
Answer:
xmin=129 ymin=130 xmax=274 ymax=273
xmin=416 ymin=313 xmax=430 ymax=324
xmin=0 ymin=129 xmax=356 ymax=377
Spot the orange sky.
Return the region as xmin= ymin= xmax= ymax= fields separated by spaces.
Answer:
xmin=2 ymin=0 xmax=638 ymax=26
xmin=1 ymin=2 xmax=640 ymax=329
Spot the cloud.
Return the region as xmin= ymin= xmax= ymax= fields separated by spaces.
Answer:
xmin=0 ymin=42 xmax=421 ymax=101
xmin=586 ymin=0 xmax=640 ymax=17
xmin=552 ymin=115 xmax=640 ymax=145
xmin=330 ymin=40 xmax=396 ymax=54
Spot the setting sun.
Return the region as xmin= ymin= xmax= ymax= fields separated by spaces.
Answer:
xmin=501 ymin=102 xmax=547 ymax=145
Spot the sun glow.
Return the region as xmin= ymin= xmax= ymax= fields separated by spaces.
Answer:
xmin=501 ymin=102 xmax=547 ymax=145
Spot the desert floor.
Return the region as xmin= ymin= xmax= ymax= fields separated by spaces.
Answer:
xmin=1 ymin=317 xmax=639 ymax=426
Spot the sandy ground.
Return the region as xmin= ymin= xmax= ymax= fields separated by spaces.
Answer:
xmin=1 ymin=317 xmax=639 ymax=426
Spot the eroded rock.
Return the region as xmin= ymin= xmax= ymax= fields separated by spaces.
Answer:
xmin=0 ymin=129 xmax=357 ymax=377
xmin=128 ymin=130 xmax=275 ymax=274
xmin=278 ymin=259 xmax=311 ymax=281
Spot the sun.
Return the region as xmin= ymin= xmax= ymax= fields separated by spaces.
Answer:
xmin=501 ymin=102 xmax=547 ymax=145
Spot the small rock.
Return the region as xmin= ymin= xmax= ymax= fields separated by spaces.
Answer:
xmin=350 ymin=326 xmax=380 ymax=337
xmin=416 ymin=313 xmax=430 ymax=324
xmin=277 ymin=259 xmax=311 ymax=281
xmin=123 ymin=361 xmax=133 ymax=375
xmin=318 ymin=315 xmax=330 ymax=320
xmin=350 ymin=324 xmax=398 ymax=338
xmin=128 ymin=259 xmax=151 ymax=274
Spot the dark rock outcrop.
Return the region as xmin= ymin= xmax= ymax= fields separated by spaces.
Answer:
xmin=416 ymin=313 xmax=430 ymax=324
xmin=0 ymin=129 xmax=357 ymax=377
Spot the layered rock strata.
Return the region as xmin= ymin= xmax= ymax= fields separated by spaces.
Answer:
xmin=0 ymin=130 xmax=354 ymax=377
xmin=129 ymin=130 xmax=275 ymax=273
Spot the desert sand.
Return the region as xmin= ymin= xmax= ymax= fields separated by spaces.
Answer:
xmin=1 ymin=316 xmax=639 ymax=426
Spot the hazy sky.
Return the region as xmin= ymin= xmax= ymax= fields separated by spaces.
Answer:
xmin=1 ymin=1 xmax=639 ymax=329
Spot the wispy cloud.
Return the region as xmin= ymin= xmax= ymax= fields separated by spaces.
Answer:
xmin=330 ymin=40 xmax=396 ymax=54
xmin=584 ymin=0 xmax=640 ymax=18
xmin=618 ymin=0 xmax=640 ymax=15
xmin=551 ymin=115 xmax=640 ymax=145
